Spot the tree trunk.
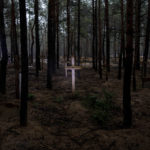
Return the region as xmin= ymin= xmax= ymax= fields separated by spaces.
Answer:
xmin=19 ymin=0 xmax=28 ymax=126
xmin=67 ymin=0 xmax=70 ymax=61
xmin=123 ymin=0 xmax=133 ymax=128
xmin=35 ymin=0 xmax=41 ymax=77
xmin=102 ymin=24 xmax=106 ymax=66
xmin=143 ymin=0 xmax=150 ymax=77
xmin=104 ymin=0 xmax=110 ymax=75
xmin=30 ymin=23 xmax=35 ymax=65
xmin=135 ymin=0 xmax=141 ymax=70
xmin=133 ymin=0 xmax=141 ymax=91
xmin=0 ymin=0 xmax=8 ymax=94
xmin=98 ymin=0 xmax=102 ymax=79
xmin=47 ymin=0 xmax=55 ymax=89
xmin=11 ymin=0 xmax=20 ymax=99
xmin=56 ymin=0 xmax=59 ymax=69
xmin=77 ymin=0 xmax=80 ymax=66
xmin=52 ymin=1 xmax=56 ymax=73
xmin=118 ymin=0 xmax=125 ymax=80
xmin=95 ymin=0 xmax=98 ymax=71
xmin=92 ymin=0 xmax=95 ymax=69
xmin=113 ymin=30 xmax=117 ymax=63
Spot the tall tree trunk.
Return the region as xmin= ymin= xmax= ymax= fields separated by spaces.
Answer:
xmin=133 ymin=0 xmax=141 ymax=91
xmin=67 ymin=0 xmax=70 ymax=61
xmin=52 ymin=1 xmax=56 ymax=73
xmin=102 ymin=24 xmax=106 ymax=66
xmin=28 ymin=8 xmax=31 ymax=65
xmin=113 ymin=30 xmax=117 ymax=63
xmin=77 ymin=0 xmax=80 ymax=66
xmin=123 ymin=0 xmax=133 ymax=128
xmin=47 ymin=0 xmax=55 ymax=89
xmin=135 ymin=0 xmax=141 ymax=70
xmin=10 ymin=27 xmax=14 ymax=63
xmin=143 ymin=0 xmax=150 ymax=77
xmin=11 ymin=0 xmax=20 ymax=98
xmin=35 ymin=0 xmax=41 ymax=77
xmin=104 ymin=0 xmax=110 ymax=75
xmin=19 ymin=0 xmax=28 ymax=126
xmin=30 ymin=23 xmax=35 ymax=65
xmin=95 ymin=0 xmax=98 ymax=71
xmin=0 ymin=0 xmax=8 ymax=94
xmin=92 ymin=0 xmax=95 ymax=69
xmin=56 ymin=0 xmax=59 ymax=69
xmin=118 ymin=0 xmax=125 ymax=80
xmin=98 ymin=0 xmax=102 ymax=79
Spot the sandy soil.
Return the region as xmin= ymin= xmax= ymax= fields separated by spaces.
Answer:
xmin=0 ymin=63 xmax=150 ymax=150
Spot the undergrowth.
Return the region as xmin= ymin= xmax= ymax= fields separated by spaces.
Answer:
xmin=82 ymin=89 xmax=117 ymax=126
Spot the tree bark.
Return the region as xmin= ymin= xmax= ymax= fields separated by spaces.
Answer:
xmin=0 ymin=0 xmax=8 ymax=94
xmin=118 ymin=0 xmax=125 ymax=80
xmin=92 ymin=0 xmax=95 ymax=69
xmin=47 ymin=0 xmax=55 ymax=89
xmin=123 ymin=0 xmax=133 ymax=128
xmin=19 ymin=0 xmax=28 ymax=126
xmin=133 ymin=0 xmax=141 ymax=91
xmin=35 ymin=0 xmax=41 ymax=77
xmin=143 ymin=0 xmax=150 ymax=77
xmin=67 ymin=0 xmax=70 ymax=61
xmin=77 ymin=0 xmax=81 ymax=66
xmin=56 ymin=0 xmax=59 ymax=69
xmin=11 ymin=0 xmax=20 ymax=98
xmin=104 ymin=0 xmax=110 ymax=75
xmin=95 ymin=0 xmax=98 ymax=71
xmin=98 ymin=0 xmax=102 ymax=79
xmin=30 ymin=23 xmax=35 ymax=65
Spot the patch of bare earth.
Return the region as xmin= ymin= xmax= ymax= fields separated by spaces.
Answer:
xmin=0 ymin=63 xmax=150 ymax=150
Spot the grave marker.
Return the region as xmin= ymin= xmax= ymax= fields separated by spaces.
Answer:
xmin=65 ymin=56 xmax=81 ymax=92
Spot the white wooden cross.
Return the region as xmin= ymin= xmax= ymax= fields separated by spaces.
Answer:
xmin=65 ymin=56 xmax=81 ymax=92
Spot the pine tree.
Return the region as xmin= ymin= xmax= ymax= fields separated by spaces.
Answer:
xmin=133 ymin=0 xmax=141 ymax=91
xmin=35 ymin=0 xmax=41 ymax=77
xmin=67 ymin=0 xmax=70 ymax=61
xmin=123 ymin=0 xmax=133 ymax=128
xmin=95 ymin=0 xmax=98 ymax=71
xmin=118 ymin=0 xmax=125 ymax=80
xmin=92 ymin=0 xmax=95 ymax=69
xmin=77 ymin=0 xmax=81 ymax=66
xmin=0 ymin=0 xmax=8 ymax=94
xmin=143 ymin=0 xmax=150 ymax=77
xmin=98 ymin=0 xmax=102 ymax=79
xmin=104 ymin=0 xmax=110 ymax=75
xmin=47 ymin=0 xmax=55 ymax=89
xmin=56 ymin=0 xmax=60 ymax=69
xmin=11 ymin=0 xmax=19 ymax=98
xmin=19 ymin=0 xmax=28 ymax=126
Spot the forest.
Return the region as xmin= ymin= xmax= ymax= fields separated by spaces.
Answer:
xmin=0 ymin=0 xmax=150 ymax=149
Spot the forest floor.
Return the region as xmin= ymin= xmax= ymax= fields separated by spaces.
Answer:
xmin=0 ymin=61 xmax=150 ymax=150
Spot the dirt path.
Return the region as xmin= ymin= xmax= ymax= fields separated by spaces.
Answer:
xmin=0 ymin=64 xmax=150 ymax=150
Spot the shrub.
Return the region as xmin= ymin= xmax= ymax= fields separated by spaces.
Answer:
xmin=83 ymin=89 xmax=115 ymax=126
xmin=28 ymin=93 xmax=35 ymax=101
